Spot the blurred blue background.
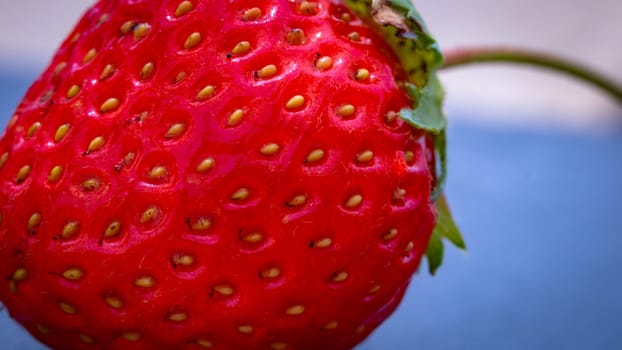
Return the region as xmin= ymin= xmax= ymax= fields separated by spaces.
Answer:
xmin=1 ymin=1 xmax=622 ymax=349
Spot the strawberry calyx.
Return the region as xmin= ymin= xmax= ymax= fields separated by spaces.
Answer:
xmin=343 ymin=0 xmax=464 ymax=274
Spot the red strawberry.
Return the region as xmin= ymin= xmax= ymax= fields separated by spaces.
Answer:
xmin=0 ymin=0 xmax=461 ymax=349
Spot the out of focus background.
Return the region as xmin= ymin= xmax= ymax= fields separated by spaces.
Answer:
xmin=0 ymin=1 xmax=621 ymax=349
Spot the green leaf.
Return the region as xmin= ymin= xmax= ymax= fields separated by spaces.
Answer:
xmin=435 ymin=195 xmax=466 ymax=249
xmin=424 ymin=231 xmax=443 ymax=275
xmin=425 ymin=195 xmax=466 ymax=274
xmin=399 ymin=75 xmax=446 ymax=134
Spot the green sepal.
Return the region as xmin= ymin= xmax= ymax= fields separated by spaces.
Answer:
xmin=425 ymin=195 xmax=466 ymax=274
xmin=424 ymin=231 xmax=444 ymax=275
xmin=400 ymin=75 xmax=446 ymax=134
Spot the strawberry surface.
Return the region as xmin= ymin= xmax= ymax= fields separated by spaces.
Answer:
xmin=0 ymin=0 xmax=438 ymax=349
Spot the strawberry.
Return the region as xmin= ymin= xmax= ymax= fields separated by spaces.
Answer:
xmin=0 ymin=0 xmax=462 ymax=349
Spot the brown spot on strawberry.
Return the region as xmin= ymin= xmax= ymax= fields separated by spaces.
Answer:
xmin=133 ymin=23 xmax=150 ymax=40
xmin=230 ymin=41 xmax=251 ymax=57
xmin=299 ymin=1 xmax=319 ymax=15
xmin=148 ymin=165 xmax=168 ymax=180
xmin=227 ymin=109 xmax=244 ymax=126
xmin=62 ymin=267 xmax=84 ymax=281
xmin=121 ymin=331 xmax=141 ymax=342
xmin=260 ymin=143 xmax=280 ymax=156
xmin=237 ymin=325 xmax=253 ymax=334
xmin=175 ymin=1 xmax=194 ymax=17
xmin=81 ymin=178 xmax=101 ymax=192
xmin=171 ymin=254 xmax=195 ymax=268
xmin=355 ymin=68 xmax=370 ymax=81
xmin=310 ymin=237 xmax=333 ymax=249
xmin=195 ymin=339 xmax=213 ymax=348
xmin=53 ymin=62 xmax=67 ymax=77
xmin=66 ymin=85 xmax=80 ymax=99
xmin=54 ymin=123 xmax=70 ymax=142
xmin=189 ymin=216 xmax=211 ymax=231
xmin=336 ymin=104 xmax=356 ymax=117
xmin=60 ymin=221 xmax=80 ymax=240
xmin=48 ymin=166 xmax=63 ymax=182
xmin=103 ymin=220 xmax=122 ymax=239
xmin=16 ymin=165 xmax=31 ymax=184
xmin=0 ymin=152 xmax=8 ymax=169
xmin=211 ymin=284 xmax=234 ymax=296
xmin=139 ymin=206 xmax=159 ymax=224
xmin=286 ymin=28 xmax=306 ymax=45
xmin=83 ymin=48 xmax=97 ymax=64
xmin=368 ymin=284 xmax=381 ymax=294
xmin=323 ymin=320 xmax=339 ymax=330
xmin=120 ymin=21 xmax=135 ymax=35
xmin=134 ymin=276 xmax=155 ymax=288
xmin=104 ymin=295 xmax=123 ymax=309
xmin=241 ymin=8 xmax=262 ymax=21
xmin=100 ymin=98 xmax=120 ymax=113
xmin=196 ymin=85 xmax=216 ymax=100
xmin=404 ymin=150 xmax=414 ymax=163
xmin=87 ymin=136 xmax=106 ymax=153
xmin=27 ymin=212 xmax=41 ymax=233
xmin=13 ymin=268 xmax=28 ymax=282
xmin=184 ymin=32 xmax=202 ymax=50
xmin=382 ymin=228 xmax=398 ymax=241
xmin=347 ymin=31 xmax=360 ymax=41
xmin=196 ymin=158 xmax=215 ymax=173
xmin=285 ymin=95 xmax=305 ymax=110
xmin=173 ymin=71 xmax=187 ymax=84
xmin=356 ymin=150 xmax=374 ymax=164
xmin=305 ymin=149 xmax=325 ymax=163
xmin=165 ymin=123 xmax=187 ymax=139
xmin=315 ymin=56 xmax=333 ymax=70
xmin=286 ymin=194 xmax=307 ymax=207
xmin=255 ymin=64 xmax=277 ymax=79
xmin=331 ymin=271 xmax=348 ymax=283
xmin=26 ymin=122 xmax=41 ymax=138
xmin=260 ymin=267 xmax=281 ymax=279
xmin=59 ymin=301 xmax=77 ymax=314
xmin=285 ymin=304 xmax=305 ymax=316
xmin=140 ymin=62 xmax=155 ymax=80
xmin=167 ymin=310 xmax=188 ymax=322
xmin=344 ymin=194 xmax=363 ymax=209
xmin=100 ymin=64 xmax=115 ymax=80
xmin=231 ymin=187 xmax=250 ymax=201
xmin=241 ymin=231 xmax=264 ymax=243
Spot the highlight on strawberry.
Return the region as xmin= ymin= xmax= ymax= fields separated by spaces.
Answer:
xmin=0 ymin=1 xmax=619 ymax=349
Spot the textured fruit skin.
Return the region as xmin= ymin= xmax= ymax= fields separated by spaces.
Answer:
xmin=0 ymin=0 xmax=436 ymax=349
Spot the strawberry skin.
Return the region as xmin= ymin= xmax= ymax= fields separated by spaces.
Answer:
xmin=0 ymin=1 xmax=437 ymax=349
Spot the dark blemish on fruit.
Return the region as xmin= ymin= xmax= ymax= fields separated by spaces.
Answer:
xmin=286 ymin=29 xmax=306 ymax=45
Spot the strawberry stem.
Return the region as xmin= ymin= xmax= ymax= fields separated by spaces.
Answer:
xmin=441 ymin=47 xmax=622 ymax=103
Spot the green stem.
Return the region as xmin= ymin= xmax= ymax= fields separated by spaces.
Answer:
xmin=441 ymin=47 xmax=622 ymax=104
